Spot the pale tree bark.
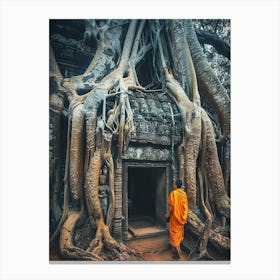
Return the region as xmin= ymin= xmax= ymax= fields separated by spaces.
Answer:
xmin=159 ymin=20 xmax=230 ymax=259
xmin=185 ymin=20 xmax=230 ymax=141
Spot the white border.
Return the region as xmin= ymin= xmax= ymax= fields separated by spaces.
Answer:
xmin=0 ymin=0 xmax=279 ymax=279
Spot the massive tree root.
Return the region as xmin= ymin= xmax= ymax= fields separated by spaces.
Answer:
xmin=50 ymin=20 xmax=142 ymax=261
xmin=50 ymin=19 xmax=230 ymax=261
xmin=163 ymin=68 xmax=229 ymax=258
xmin=185 ymin=20 xmax=230 ymax=141
xmin=159 ymin=20 xmax=230 ymax=260
xmin=185 ymin=20 xmax=231 ymax=199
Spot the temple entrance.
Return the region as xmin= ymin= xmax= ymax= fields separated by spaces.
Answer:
xmin=123 ymin=163 xmax=170 ymax=240
xmin=128 ymin=167 xmax=158 ymax=219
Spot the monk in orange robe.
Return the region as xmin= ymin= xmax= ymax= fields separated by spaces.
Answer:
xmin=165 ymin=179 xmax=188 ymax=258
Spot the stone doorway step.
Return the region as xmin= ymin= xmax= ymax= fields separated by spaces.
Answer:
xmin=127 ymin=215 xmax=167 ymax=239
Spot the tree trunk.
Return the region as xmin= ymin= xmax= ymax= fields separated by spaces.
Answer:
xmin=185 ymin=20 xmax=230 ymax=141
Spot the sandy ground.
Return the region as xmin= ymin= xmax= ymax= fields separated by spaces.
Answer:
xmin=50 ymin=234 xmax=189 ymax=261
xmin=125 ymin=234 xmax=189 ymax=261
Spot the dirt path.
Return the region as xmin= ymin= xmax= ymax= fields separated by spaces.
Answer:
xmin=50 ymin=234 xmax=190 ymax=261
xmin=125 ymin=234 xmax=189 ymax=261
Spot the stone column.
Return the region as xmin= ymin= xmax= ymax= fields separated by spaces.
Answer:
xmin=112 ymin=162 xmax=123 ymax=241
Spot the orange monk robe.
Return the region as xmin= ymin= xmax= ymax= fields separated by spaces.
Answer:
xmin=168 ymin=188 xmax=188 ymax=247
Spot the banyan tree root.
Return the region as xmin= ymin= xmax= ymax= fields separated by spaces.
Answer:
xmin=223 ymin=138 xmax=231 ymax=196
xmin=59 ymin=210 xmax=103 ymax=261
xmin=158 ymin=31 xmax=230 ymax=256
xmin=185 ymin=20 xmax=231 ymax=201
xmin=187 ymin=211 xmax=230 ymax=252
xmin=162 ymin=58 xmax=230 ymax=219
xmin=83 ymin=138 xmax=139 ymax=260
xmin=185 ymin=20 xmax=230 ymax=141
xmin=159 ymin=28 xmax=202 ymax=212
xmin=86 ymin=219 xmax=141 ymax=260
xmin=69 ymin=102 xmax=84 ymax=203
xmin=50 ymin=20 xmax=144 ymax=261
xmin=163 ymin=67 xmax=201 ymax=211
xmin=57 ymin=110 xmax=139 ymax=260
xmin=202 ymin=110 xmax=230 ymax=219
xmin=189 ymin=111 xmax=230 ymax=260
xmin=189 ymin=119 xmax=214 ymax=261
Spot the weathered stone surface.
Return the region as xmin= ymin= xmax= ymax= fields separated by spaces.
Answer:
xmin=50 ymin=34 xmax=95 ymax=77
xmin=122 ymin=146 xmax=171 ymax=161
xmin=122 ymin=91 xmax=182 ymax=146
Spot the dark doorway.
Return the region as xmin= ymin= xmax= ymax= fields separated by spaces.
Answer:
xmin=125 ymin=166 xmax=168 ymax=238
xmin=128 ymin=167 xmax=158 ymax=219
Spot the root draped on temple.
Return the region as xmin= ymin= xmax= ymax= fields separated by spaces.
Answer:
xmin=49 ymin=19 xmax=230 ymax=261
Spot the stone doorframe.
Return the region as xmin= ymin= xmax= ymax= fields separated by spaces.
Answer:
xmin=122 ymin=161 xmax=171 ymax=240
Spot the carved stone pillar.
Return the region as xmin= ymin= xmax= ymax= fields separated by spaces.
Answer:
xmin=112 ymin=162 xmax=123 ymax=241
